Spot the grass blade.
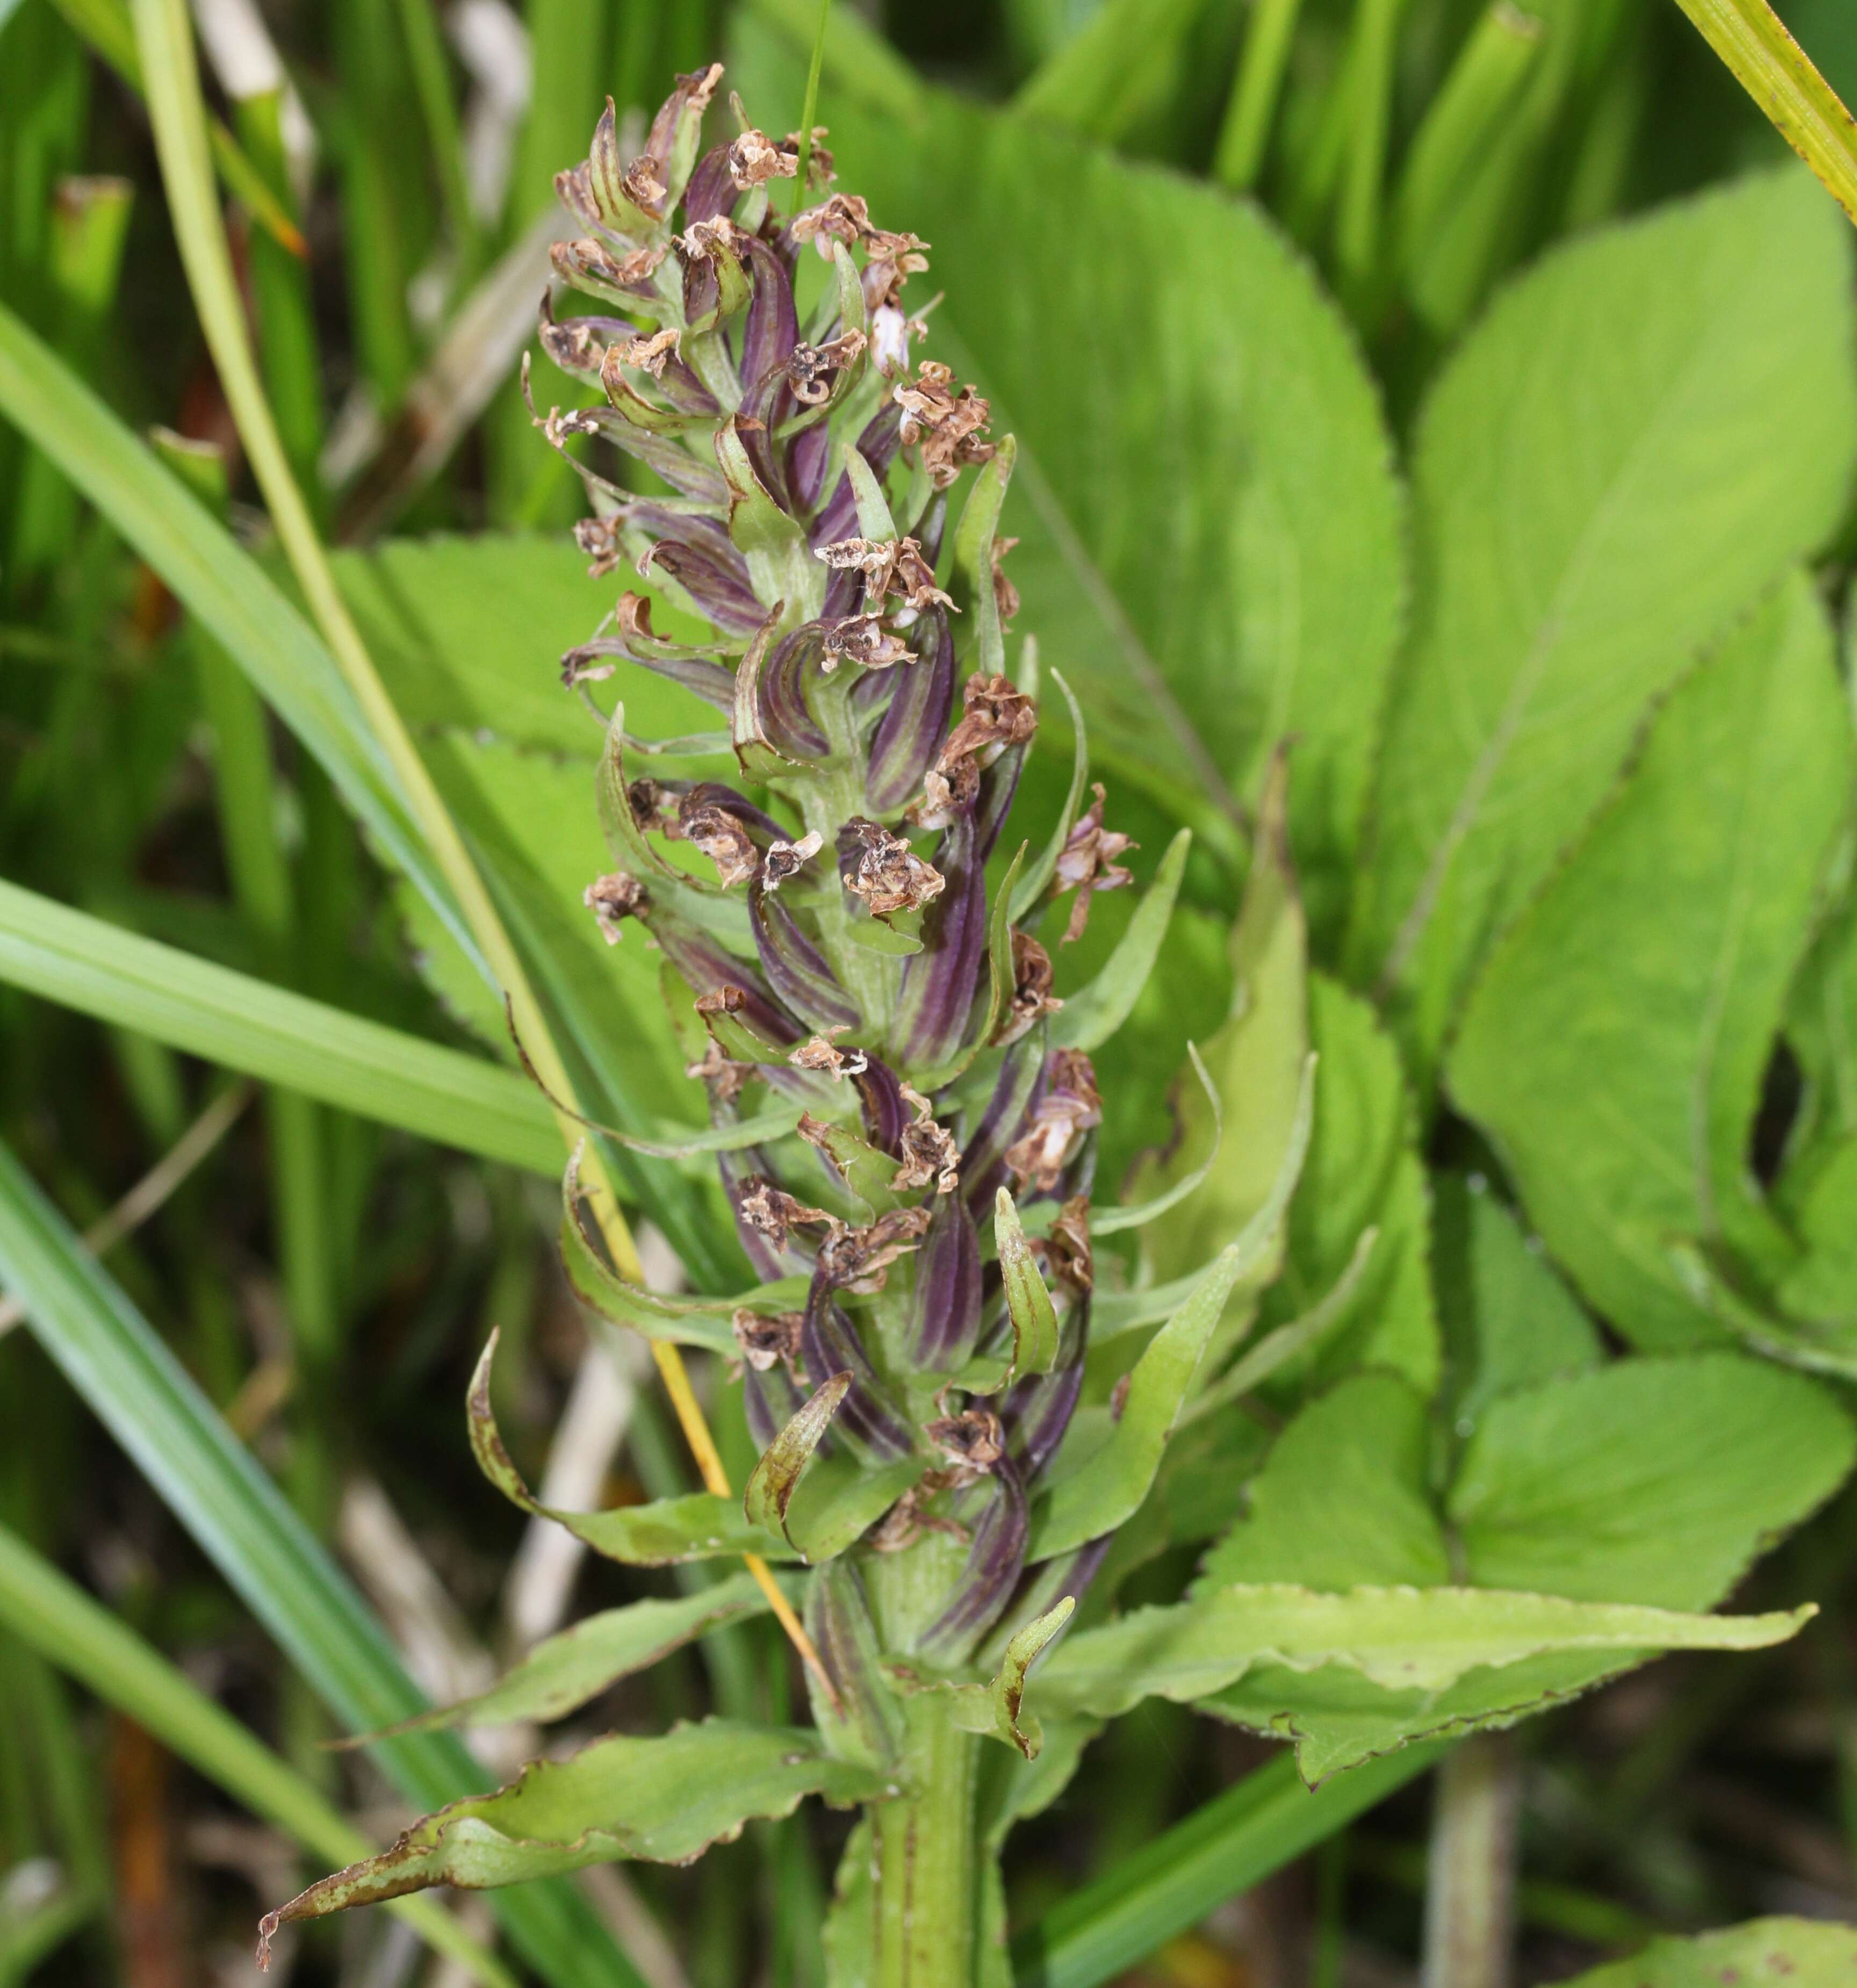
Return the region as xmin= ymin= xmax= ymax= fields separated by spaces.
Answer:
xmin=0 ymin=879 xmax=559 ymax=1175
xmin=1012 ymin=1744 xmax=1450 ymax=1988
xmin=0 ymin=1522 xmax=517 ymax=1988
xmin=0 ymin=304 xmax=483 ymax=981
xmin=0 ymin=1136 xmax=646 ymax=1988
xmin=1669 ymin=0 xmax=1857 ymax=227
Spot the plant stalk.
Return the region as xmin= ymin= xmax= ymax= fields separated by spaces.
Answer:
xmin=1421 ymin=1732 xmax=1519 ymax=1988
xmin=1665 ymin=0 xmax=1857 ymax=229
xmin=128 ymin=0 xmax=831 ymax=1700
xmin=873 ymin=1694 xmax=982 ymax=1988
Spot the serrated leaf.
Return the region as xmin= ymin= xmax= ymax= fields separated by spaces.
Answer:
xmin=1033 ymin=1581 xmax=1811 ymax=1768
xmin=467 ymin=1335 xmax=796 ymax=1565
xmin=262 ymin=1720 xmax=888 ymax=1941
xmin=1354 ymin=175 xmax=1857 ymax=1079
xmin=1449 ymin=572 xmax=1853 ymax=1353
xmin=350 ymin=1576 xmax=779 ymax=1738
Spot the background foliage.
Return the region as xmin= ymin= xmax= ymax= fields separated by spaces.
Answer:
xmin=5 ymin=0 xmax=1857 ymax=1983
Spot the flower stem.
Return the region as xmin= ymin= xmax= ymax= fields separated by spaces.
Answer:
xmin=1421 ymin=1732 xmax=1518 ymax=1988
xmin=873 ymin=1694 xmax=982 ymax=1988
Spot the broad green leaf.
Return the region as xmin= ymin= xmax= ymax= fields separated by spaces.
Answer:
xmin=732 ymin=20 xmax=1405 ymax=920
xmin=264 ymin=1720 xmax=888 ymax=1941
xmin=1449 ymin=1353 xmax=1855 ymax=1605
xmin=1434 ymin=1173 xmax=1601 ymax=1434
xmin=1553 ymin=1919 xmax=1857 ymax=1988
xmin=787 ymin=1454 xmax=930 ymax=1565
xmin=1193 ymin=1349 xmax=1849 ymax=1774
xmin=1139 ymin=760 xmax=1307 ymax=1287
xmin=0 ymin=305 xmax=479 ymax=976
xmin=1449 ymin=572 xmax=1853 ymax=1353
xmin=0 ymin=1523 xmax=515 ymax=1988
xmin=1251 ymin=974 xmax=1438 ymax=1396
xmin=1197 ymin=1373 xmax=1449 ymax=1591
xmin=0 ymin=878 xmax=559 ymax=1173
xmin=1354 ymin=175 xmax=1857 ymax=1079
xmin=349 ymin=1576 xmax=779 ymax=1738
xmin=1033 ymin=1581 xmax=1808 ymax=1733
xmin=1050 ymin=828 xmax=1191 ymax=1054
xmin=0 ymin=1141 xmax=637 ymax=1987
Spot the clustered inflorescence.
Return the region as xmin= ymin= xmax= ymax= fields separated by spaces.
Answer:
xmin=532 ymin=62 xmax=1145 ymax=1672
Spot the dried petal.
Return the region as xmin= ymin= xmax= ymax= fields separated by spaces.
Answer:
xmin=1054 ymin=782 xmax=1137 ymax=944
xmin=786 ymin=330 xmax=867 ymax=406
xmin=996 ymin=930 xmax=1063 ymax=1046
xmin=939 ymin=673 xmax=1037 ymax=776
xmin=761 ymin=830 xmax=824 ymax=891
xmin=727 ymin=127 xmax=796 ymax=188
xmin=814 ymin=534 xmax=952 ymax=616
xmin=790 ymin=1031 xmax=868 ymax=1081
xmin=680 ymin=801 xmax=759 ymax=887
xmin=737 ymin=1180 xmax=833 ymax=1252
xmin=617 ymin=327 xmax=680 ymax=379
xmin=891 ymin=1082 xmax=959 ymax=1194
xmin=893 ymin=362 xmax=995 ymax=490
xmin=1004 ymin=1049 xmax=1103 ymax=1195
xmin=823 ymin=614 xmax=912 ymax=672
xmin=838 ymin=817 xmax=945 ymax=919
xmin=583 ymin=871 xmax=646 ymax=943
xmin=685 ymin=1038 xmax=754 ymax=1104
xmin=1036 ymin=1193 xmax=1093 ymax=1296
xmin=905 ymin=760 xmax=980 ymax=833
xmin=790 ymin=191 xmax=870 ymax=255
xmin=733 ymin=1307 xmax=804 ymax=1372
xmin=812 ymin=1205 xmax=933 ymax=1295
xmin=925 ymin=1408 xmax=1004 ymax=1478
xmin=991 ymin=535 xmax=1020 ymax=623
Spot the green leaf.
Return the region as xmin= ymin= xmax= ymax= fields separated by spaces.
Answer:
xmin=1250 ymin=973 xmax=1438 ymax=1396
xmin=468 ymin=1335 xmax=796 ymax=1565
xmin=1197 ymin=1372 xmax=1450 ymax=1591
xmin=351 ymin=1576 xmax=778 ymax=1739
xmin=895 ymin=1597 xmax=1076 ymax=1761
xmin=1434 ymin=1173 xmax=1601 ymax=1433
xmin=787 ymin=1454 xmax=930 ymax=1565
xmin=996 ymin=1187 xmax=1063 ymax=1381
xmin=1013 ymin=0 xmax=1220 ymax=147
xmin=0 ymin=1141 xmax=638 ymax=1988
xmin=1552 ymin=1918 xmax=1857 ymax=1988
xmin=1012 ymin=669 xmax=1090 ymax=920
xmin=1448 ymin=1353 xmax=1855 ymax=1607
xmin=1354 ymin=174 xmax=1857 ymax=1078
xmin=1034 ymin=1582 xmax=1808 ymax=1742
xmin=745 ymin=1373 xmax=853 ymax=1546
xmin=1052 ymin=828 xmax=1192 ymax=1054
xmin=0 ymin=305 xmax=476 ymax=973
xmin=0 ymin=1523 xmax=516 ymax=1988
xmin=1030 ymin=1105 xmax=1312 ymax=1561
xmin=333 ymin=534 xmax=721 ymax=760
xmin=1449 ymin=571 xmax=1853 ymax=1353
xmin=1139 ymin=760 xmax=1307 ymax=1286
xmin=730 ymin=21 xmax=1405 ymax=915
xmin=1011 ymin=1745 xmax=1448 ymax=1988
xmin=1190 ymin=1350 xmax=1851 ymax=1775
xmin=0 ymin=878 xmax=559 ymax=1172
xmin=264 ymin=1720 xmax=889 ymax=1941
xmin=1093 ymin=1045 xmax=1226 ymax=1237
